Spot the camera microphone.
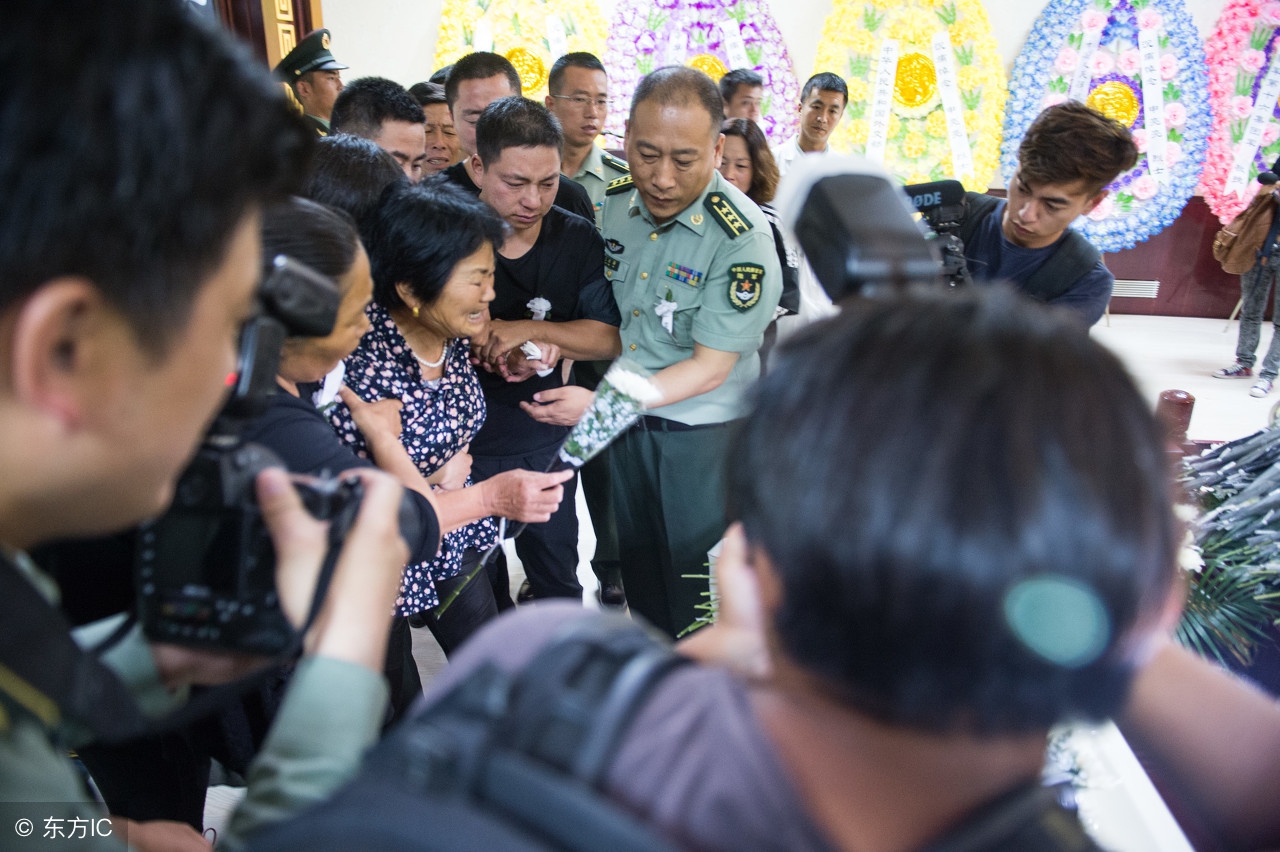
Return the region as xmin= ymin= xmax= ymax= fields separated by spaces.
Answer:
xmin=903 ymin=179 xmax=966 ymax=212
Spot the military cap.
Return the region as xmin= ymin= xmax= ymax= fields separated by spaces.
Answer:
xmin=274 ymin=29 xmax=348 ymax=81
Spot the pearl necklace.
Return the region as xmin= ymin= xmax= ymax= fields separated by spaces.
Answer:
xmin=413 ymin=340 xmax=448 ymax=369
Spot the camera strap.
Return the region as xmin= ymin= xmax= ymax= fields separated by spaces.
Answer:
xmin=0 ymin=554 xmax=151 ymax=743
xmin=960 ymin=192 xmax=1101 ymax=303
xmin=0 ymin=546 xmax=344 ymax=746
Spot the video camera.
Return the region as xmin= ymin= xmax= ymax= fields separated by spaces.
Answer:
xmin=902 ymin=179 xmax=972 ymax=288
xmin=773 ymin=155 xmax=945 ymax=302
xmin=38 ymin=257 xmax=419 ymax=657
xmin=134 ymin=255 xmax=422 ymax=656
xmin=773 ymin=157 xmax=975 ymax=300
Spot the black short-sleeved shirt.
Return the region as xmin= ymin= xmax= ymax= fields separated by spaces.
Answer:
xmin=438 ymin=161 xmax=597 ymax=224
xmin=243 ymin=389 xmax=442 ymax=568
xmin=469 ymin=205 xmax=621 ymax=458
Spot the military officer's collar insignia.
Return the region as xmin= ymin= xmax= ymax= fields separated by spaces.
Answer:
xmin=728 ymin=263 xmax=765 ymax=312
xmin=605 ymin=238 xmax=625 ymax=254
xmin=605 ymin=174 xmax=634 ymax=196
xmin=601 ymin=151 xmax=630 ymax=174
xmin=690 ymin=213 xmax=704 ymax=226
xmin=705 ymin=192 xmax=753 ymax=239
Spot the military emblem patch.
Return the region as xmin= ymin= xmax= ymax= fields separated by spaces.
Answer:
xmin=665 ymin=262 xmax=702 ymax=287
xmin=605 ymin=238 xmax=625 ymax=254
xmin=705 ymin=193 xmax=753 ymax=239
xmin=605 ymin=174 xmax=634 ymax=196
xmin=728 ymin=263 xmax=765 ymax=312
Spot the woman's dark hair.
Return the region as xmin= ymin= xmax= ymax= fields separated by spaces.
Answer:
xmin=300 ymin=135 xmax=406 ymax=243
xmin=261 ymin=197 xmax=359 ymax=290
xmin=365 ymin=178 xmax=506 ymax=310
xmin=727 ymin=288 xmax=1178 ymax=735
xmin=721 ymin=118 xmax=780 ymax=204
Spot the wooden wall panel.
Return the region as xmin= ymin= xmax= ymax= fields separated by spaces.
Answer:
xmin=212 ymin=0 xmax=320 ymax=70
xmin=1105 ymin=197 xmax=1242 ymax=320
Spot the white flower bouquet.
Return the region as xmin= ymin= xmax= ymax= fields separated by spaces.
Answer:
xmin=554 ymin=358 xmax=660 ymax=470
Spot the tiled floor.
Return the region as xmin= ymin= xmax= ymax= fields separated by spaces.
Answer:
xmin=1092 ymin=312 xmax=1280 ymax=443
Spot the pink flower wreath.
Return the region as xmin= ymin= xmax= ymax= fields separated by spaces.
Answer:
xmin=1199 ymin=0 xmax=1280 ymax=222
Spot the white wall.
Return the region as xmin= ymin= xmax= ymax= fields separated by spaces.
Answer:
xmin=320 ymin=0 xmax=1228 ymax=90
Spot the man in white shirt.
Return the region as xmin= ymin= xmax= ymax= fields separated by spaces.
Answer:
xmin=773 ymin=72 xmax=848 ymax=329
xmin=772 ymin=72 xmax=848 ymax=176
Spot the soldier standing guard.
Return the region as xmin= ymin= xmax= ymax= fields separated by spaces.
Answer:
xmin=274 ymin=29 xmax=348 ymax=136
xmin=601 ymin=66 xmax=781 ymax=638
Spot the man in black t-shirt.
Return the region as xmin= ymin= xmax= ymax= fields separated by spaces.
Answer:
xmin=439 ymin=51 xmax=596 ymax=222
xmin=464 ymin=96 xmax=621 ymax=602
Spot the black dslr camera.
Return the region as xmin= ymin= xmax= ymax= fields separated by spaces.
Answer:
xmin=902 ymin=179 xmax=972 ymax=288
xmin=134 ymin=256 xmax=416 ymax=656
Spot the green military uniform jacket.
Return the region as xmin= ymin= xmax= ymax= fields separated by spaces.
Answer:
xmin=569 ymin=145 xmax=629 ymax=228
xmin=302 ymin=114 xmax=331 ymax=137
xmin=602 ymin=170 xmax=782 ymax=426
xmin=0 ymin=551 xmax=386 ymax=850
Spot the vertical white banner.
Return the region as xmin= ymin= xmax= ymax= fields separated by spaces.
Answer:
xmin=1068 ymin=27 xmax=1103 ymax=103
xmin=473 ymin=19 xmax=494 ymax=54
xmin=867 ymin=39 xmax=900 ymax=163
xmin=546 ymin=15 xmax=569 ymax=65
xmin=719 ymin=21 xmax=751 ymax=71
xmin=1138 ymin=28 xmax=1168 ymax=185
xmin=663 ymin=31 xmax=686 ymax=67
xmin=931 ymin=32 xmax=974 ymax=183
xmin=1227 ymin=58 xmax=1280 ymax=198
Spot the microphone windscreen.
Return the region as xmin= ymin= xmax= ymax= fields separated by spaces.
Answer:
xmin=902 ymin=179 xmax=966 ymax=211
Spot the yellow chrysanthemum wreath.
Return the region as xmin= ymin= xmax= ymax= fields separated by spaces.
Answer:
xmin=432 ymin=0 xmax=608 ymax=101
xmin=814 ymin=0 xmax=1006 ymax=189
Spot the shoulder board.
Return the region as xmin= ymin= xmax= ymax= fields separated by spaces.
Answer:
xmin=601 ymin=151 xmax=630 ymax=174
xmin=704 ymin=191 xmax=754 ymax=239
xmin=605 ymin=174 xmax=634 ymax=196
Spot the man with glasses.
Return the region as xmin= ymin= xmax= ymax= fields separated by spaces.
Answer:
xmin=545 ymin=53 xmax=629 ymax=228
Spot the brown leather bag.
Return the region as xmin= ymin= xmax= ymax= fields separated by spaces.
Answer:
xmin=1214 ymin=189 xmax=1280 ymax=274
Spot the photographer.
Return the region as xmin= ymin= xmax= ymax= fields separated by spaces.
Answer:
xmin=958 ymin=102 xmax=1137 ymax=327
xmin=422 ymin=287 xmax=1182 ymax=849
xmin=0 ymin=2 xmax=415 ymax=849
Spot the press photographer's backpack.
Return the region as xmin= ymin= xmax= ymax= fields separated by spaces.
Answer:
xmin=246 ymin=612 xmax=686 ymax=851
xmin=245 ymin=609 xmax=1101 ymax=852
xmin=1213 ymin=188 xmax=1280 ymax=274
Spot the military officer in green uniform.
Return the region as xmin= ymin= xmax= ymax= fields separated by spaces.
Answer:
xmin=274 ymin=29 xmax=348 ymax=136
xmin=546 ymin=52 xmax=629 ymax=229
xmin=601 ymin=66 xmax=781 ymax=637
